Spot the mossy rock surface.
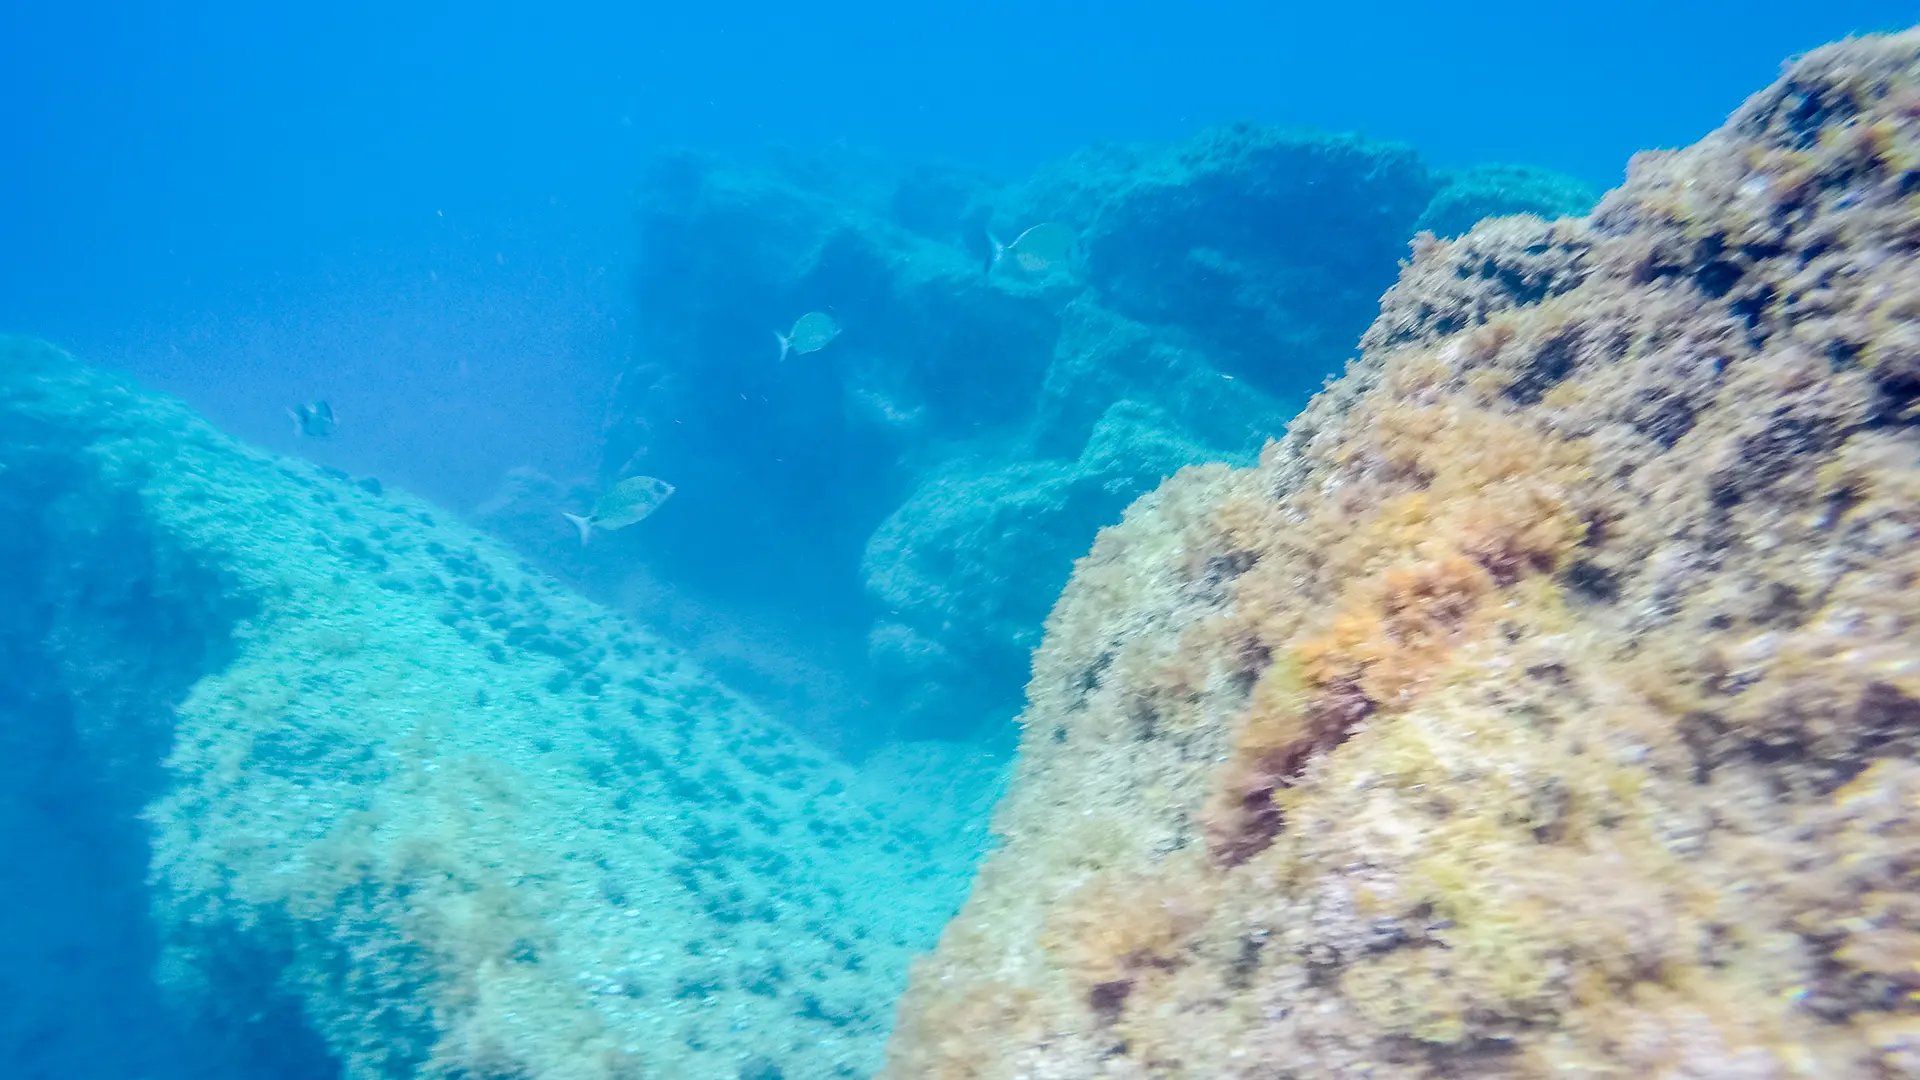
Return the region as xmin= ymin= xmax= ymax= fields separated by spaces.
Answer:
xmin=883 ymin=30 xmax=1920 ymax=1079
xmin=0 ymin=337 xmax=985 ymax=1079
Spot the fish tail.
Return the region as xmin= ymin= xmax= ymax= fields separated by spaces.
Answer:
xmin=987 ymin=231 xmax=1005 ymax=273
xmin=562 ymin=511 xmax=593 ymax=545
xmin=286 ymin=406 xmax=303 ymax=436
xmin=774 ymin=330 xmax=790 ymax=362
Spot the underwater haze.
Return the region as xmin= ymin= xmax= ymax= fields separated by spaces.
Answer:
xmin=6 ymin=1 xmax=1913 ymax=507
xmin=6 ymin=3 xmax=1920 ymax=1079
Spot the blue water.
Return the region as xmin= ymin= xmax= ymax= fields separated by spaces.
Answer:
xmin=5 ymin=2 xmax=1907 ymax=508
xmin=3 ymin=3 xmax=1915 ymax=1077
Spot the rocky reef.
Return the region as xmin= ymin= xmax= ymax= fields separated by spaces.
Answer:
xmin=883 ymin=31 xmax=1920 ymax=1078
xmin=0 ymin=336 xmax=990 ymax=1079
xmin=595 ymin=126 xmax=1596 ymax=739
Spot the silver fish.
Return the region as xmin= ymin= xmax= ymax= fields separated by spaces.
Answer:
xmin=563 ymin=475 xmax=675 ymax=544
xmin=989 ymin=222 xmax=1078 ymax=275
xmin=775 ymin=311 xmax=841 ymax=362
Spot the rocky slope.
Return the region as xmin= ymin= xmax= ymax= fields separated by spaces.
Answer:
xmin=0 ymin=337 xmax=986 ymax=1080
xmin=883 ymin=31 xmax=1920 ymax=1078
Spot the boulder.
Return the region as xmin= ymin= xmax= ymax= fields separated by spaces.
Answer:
xmin=883 ymin=30 xmax=1920 ymax=1078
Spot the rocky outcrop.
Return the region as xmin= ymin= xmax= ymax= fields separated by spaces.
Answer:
xmin=605 ymin=128 xmax=1594 ymax=738
xmin=0 ymin=338 xmax=983 ymax=1080
xmin=883 ymin=30 xmax=1920 ymax=1078
xmin=863 ymin=400 xmax=1254 ymax=737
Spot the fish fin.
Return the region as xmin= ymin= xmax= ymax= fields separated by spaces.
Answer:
xmin=286 ymin=406 xmax=303 ymax=436
xmin=774 ymin=330 xmax=790 ymax=362
xmin=562 ymin=511 xmax=594 ymax=545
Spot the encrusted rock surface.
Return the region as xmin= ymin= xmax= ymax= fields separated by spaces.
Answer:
xmin=0 ymin=338 xmax=987 ymax=1080
xmin=883 ymin=32 xmax=1920 ymax=1078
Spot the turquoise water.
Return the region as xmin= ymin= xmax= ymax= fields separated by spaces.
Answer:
xmin=3 ymin=5 xmax=1916 ymax=1078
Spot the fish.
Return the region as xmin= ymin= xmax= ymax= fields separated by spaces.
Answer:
xmin=988 ymin=222 xmax=1078 ymax=275
xmin=288 ymin=401 xmax=338 ymax=437
xmin=775 ymin=311 xmax=841 ymax=362
xmin=562 ymin=475 xmax=675 ymax=544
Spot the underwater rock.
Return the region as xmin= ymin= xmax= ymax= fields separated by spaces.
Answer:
xmin=882 ymin=30 xmax=1920 ymax=1078
xmin=1006 ymin=123 xmax=1442 ymax=393
xmin=863 ymin=401 xmax=1254 ymax=738
xmin=606 ymin=126 xmax=1598 ymax=740
xmin=863 ymin=459 xmax=1097 ymax=740
xmin=1030 ymin=297 xmax=1293 ymax=461
xmin=606 ymin=147 xmax=1056 ymax=611
xmin=1415 ymin=162 xmax=1601 ymax=239
xmin=472 ymin=465 xmax=602 ymax=574
xmin=0 ymin=337 xmax=979 ymax=1080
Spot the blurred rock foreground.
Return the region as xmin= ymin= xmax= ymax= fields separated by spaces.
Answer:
xmin=486 ymin=122 xmax=1596 ymax=743
xmin=882 ymin=29 xmax=1920 ymax=1079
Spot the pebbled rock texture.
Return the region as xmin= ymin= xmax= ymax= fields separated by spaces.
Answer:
xmin=0 ymin=338 xmax=983 ymax=1080
xmin=882 ymin=30 xmax=1920 ymax=1079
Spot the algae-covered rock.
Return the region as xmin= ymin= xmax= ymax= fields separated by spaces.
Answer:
xmin=862 ymin=401 xmax=1253 ymax=737
xmin=1031 ymin=297 xmax=1294 ymax=461
xmin=472 ymin=465 xmax=600 ymax=576
xmin=884 ymin=30 xmax=1920 ymax=1078
xmin=1009 ymin=123 xmax=1441 ymax=393
xmin=1415 ymin=162 xmax=1601 ymax=238
xmin=0 ymin=338 xmax=980 ymax=1079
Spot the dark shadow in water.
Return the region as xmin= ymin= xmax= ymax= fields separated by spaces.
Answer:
xmin=0 ymin=437 xmax=335 ymax=1080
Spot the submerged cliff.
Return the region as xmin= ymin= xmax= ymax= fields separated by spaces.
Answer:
xmin=0 ymin=337 xmax=988 ymax=1079
xmin=883 ymin=31 xmax=1920 ymax=1078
